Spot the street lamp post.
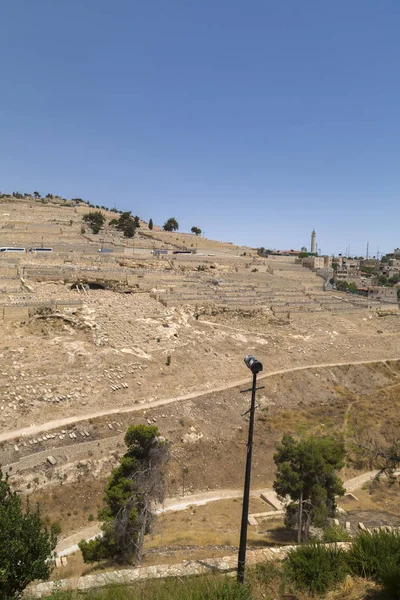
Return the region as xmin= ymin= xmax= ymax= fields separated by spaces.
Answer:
xmin=237 ymin=355 xmax=263 ymax=584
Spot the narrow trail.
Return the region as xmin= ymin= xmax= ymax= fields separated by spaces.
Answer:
xmin=56 ymin=470 xmax=380 ymax=557
xmin=1 ymin=357 xmax=398 ymax=443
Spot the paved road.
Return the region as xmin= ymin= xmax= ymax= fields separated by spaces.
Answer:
xmin=56 ymin=471 xmax=381 ymax=557
xmin=1 ymin=357 xmax=398 ymax=443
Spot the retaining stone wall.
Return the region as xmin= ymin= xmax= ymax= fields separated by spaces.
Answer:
xmin=0 ymin=267 xmax=19 ymax=277
xmin=0 ymin=300 xmax=82 ymax=321
xmin=1 ymin=306 xmax=29 ymax=322
xmin=29 ymin=542 xmax=351 ymax=597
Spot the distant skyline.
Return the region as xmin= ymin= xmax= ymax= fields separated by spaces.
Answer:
xmin=1 ymin=1 xmax=400 ymax=256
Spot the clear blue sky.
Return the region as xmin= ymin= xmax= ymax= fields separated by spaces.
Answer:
xmin=1 ymin=1 xmax=399 ymax=256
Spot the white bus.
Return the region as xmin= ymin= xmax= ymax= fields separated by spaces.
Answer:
xmin=0 ymin=247 xmax=26 ymax=253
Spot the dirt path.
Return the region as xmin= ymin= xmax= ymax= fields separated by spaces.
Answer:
xmin=56 ymin=471 xmax=380 ymax=557
xmin=56 ymin=488 xmax=262 ymax=556
xmin=1 ymin=357 xmax=398 ymax=443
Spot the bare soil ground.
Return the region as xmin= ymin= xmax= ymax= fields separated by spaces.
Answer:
xmin=1 ymin=197 xmax=400 ymax=587
xmin=6 ymin=360 xmax=400 ymax=541
xmin=48 ymin=478 xmax=400 ymax=584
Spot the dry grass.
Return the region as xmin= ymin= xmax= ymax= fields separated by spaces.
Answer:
xmin=42 ymin=571 xmax=385 ymax=600
xmin=29 ymin=478 xmax=106 ymax=536
xmin=147 ymin=496 xmax=278 ymax=552
xmin=316 ymin=576 xmax=382 ymax=600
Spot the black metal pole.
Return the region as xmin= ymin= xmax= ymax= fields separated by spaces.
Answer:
xmin=237 ymin=371 xmax=257 ymax=584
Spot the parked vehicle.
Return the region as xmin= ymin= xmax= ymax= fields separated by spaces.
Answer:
xmin=28 ymin=247 xmax=53 ymax=253
xmin=0 ymin=247 xmax=26 ymax=253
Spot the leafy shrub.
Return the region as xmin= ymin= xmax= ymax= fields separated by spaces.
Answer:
xmin=51 ymin=521 xmax=62 ymax=535
xmin=252 ymin=561 xmax=282 ymax=584
xmin=348 ymin=530 xmax=400 ymax=578
xmin=79 ymin=537 xmax=109 ymax=563
xmin=323 ymin=525 xmax=350 ymax=543
xmin=348 ymin=530 xmax=400 ymax=598
xmin=285 ymin=542 xmax=348 ymax=596
xmin=380 ymin=560 xmax=400 ymax=599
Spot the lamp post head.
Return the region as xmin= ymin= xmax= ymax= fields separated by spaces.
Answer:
xmin=244 ymin=355 xmax=263 ymax=374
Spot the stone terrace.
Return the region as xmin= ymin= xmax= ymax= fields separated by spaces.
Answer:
xmin=139 ymin=264 xmax=386 ymax=314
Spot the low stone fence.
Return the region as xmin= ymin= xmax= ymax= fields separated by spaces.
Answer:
xmin=0 ymin=305 xmax=29 ymax=322
xmin=0 ymin=300 xmax=83 ymax=322
xmin=0 ymin=266 xmax=19 ymax=277
xmin=23 ymin=265 xmax=138 ymax=287
xmin=29 ymin=542 xmax=351 ymax=597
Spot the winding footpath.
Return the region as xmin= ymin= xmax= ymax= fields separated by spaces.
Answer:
xmin=56 ymin=470 xmax=380 ymax=558
xmin=1 ymin=357 xmax=399 ymax=444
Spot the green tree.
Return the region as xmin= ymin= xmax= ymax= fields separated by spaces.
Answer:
xmin=109 ymin=211 xmax=138 ymax=238
xmin=362 ymin=265 xmax=377 ymax=275
xmin=273 ymin=434 xmax=345 ymax=543
xmin=335 ymin=280 xmax=349 ymax=291
xmin=0 ymin=469 xmax=57 ymax=600
xmin=82 ymin=211 xmax=106 ymax=234
xmin=191 ymin=226 xmax=201 ymax=235
xmin=33 ymin=191 xmax=41 ymax=198
xmin=148 ymin=218 xmax=153 ymax=230
xmin=377 ymin=274 xmax=389 ymax=286
xmin=389 ymin=274 xmax=400 ymax=285
xmin=163 ymin=217 xmax=179 ymax=232
xmin=79 ymin=425 xmax=169 ymax=565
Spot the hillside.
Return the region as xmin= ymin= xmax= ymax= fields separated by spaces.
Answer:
xmin=0 ymin=195 xmax=399 ymax=591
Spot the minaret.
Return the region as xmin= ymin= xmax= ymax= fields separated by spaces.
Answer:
xmin=311 ymin=229 xmax=316 ymax=254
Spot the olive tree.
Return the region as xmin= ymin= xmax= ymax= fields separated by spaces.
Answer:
xmin=82 ymin=210 xmax=106 ymax=234
xmin=163 ymin=217 xmax=179 ymax=232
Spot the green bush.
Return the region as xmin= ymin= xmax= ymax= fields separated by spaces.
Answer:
xmin=380 ymin=560 xmax=400 ymax=599
xmin=323 ymin=525 xmax=350 ymax=543
xmin=348 ymin=530 xmax=400 ymax=598
xmin=252 ymin=561 xmax=282 ymax=585
xmin=51 ymin=521 xmax=62 ymax=535
xmin=348 ymin=530 xmax=400 ymax=578
xmin=285 ymin=542 xmax=348 ymax=596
